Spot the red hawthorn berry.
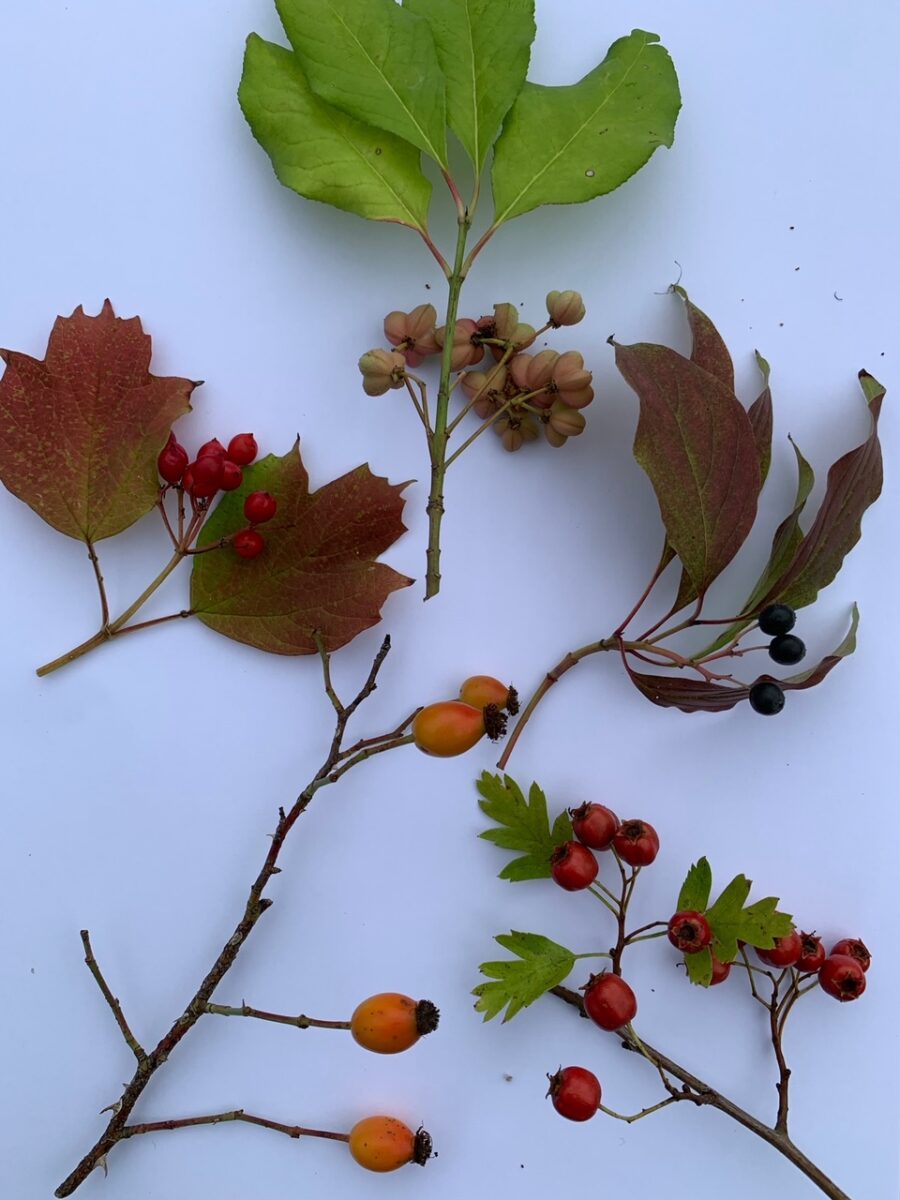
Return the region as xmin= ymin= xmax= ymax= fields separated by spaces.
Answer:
xmin=796 ymin=932 xmax=826 ymax=975
xmin=227 ymin=432 xmax=258 ymax=465
xmin=709 ymin=956 xmax=731 ymax=986
xmin=612 ymin=820 xmax=659 ymax=867
xmin=244 ymin=490 xmax=277 ymax=524
xmin=197 ymin=438 xmax=227 ymax=460
xmin=220 ymin=460 xmax=243 ymax=491
xmin=830 ymin=938 xmax=871 ymax=973
xmin=570 ymin=803 xmax=619 ymax=851
xmin=550 ymin=842 xmax=598 ymax=892
xmin=667 ymin=911 xmax=712 ymax=954
xmin=818 ymin=954 xmax=867 ymax=1002
xmin=157 ymin=432 xmax=189 ymax=484
xmin=233 ymin=528 xmax=265 ymax=559
xmin=582 ymin=973 xmax=637 ymax=1031
xmin=547 ymin=1067 xmax=601 ymax=1122
xmin=757 ymin=931 xmax=802 ymax=968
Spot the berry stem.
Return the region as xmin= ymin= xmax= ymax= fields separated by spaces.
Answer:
xmin=54 ymin=636 xmax=413 ymax=1196
xmin=445 ymin=347 xmax=514 ymax=436
xmin=598 ymin=1097 xmax=683 ymax=1124
xmin=85 ymin=538 xmax=109 ymax=628
xmin=551 ymin=987 xmax=852 ymax=1200
xmin=205 ymin=1003 xmax=351 ymax=1030
xmin=425 ymin=216 xmax=471 ymax=599
xmin=116 ymin=1110 xmax=350 ymax=1145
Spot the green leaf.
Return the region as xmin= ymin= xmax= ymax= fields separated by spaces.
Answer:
xmin=473 ymin=932 xmax=576 ymax=1022
xmin=405 ymin=0 xmax=535 ymax=171
xmin=762 ymin=372 xmax=885 ymax=610
xmin=706 ymin=873 xmax=793 ymax=965
xmin=477 ymin=773 xmax=572 ymax=881
xmin=778 ymin=603 xmax=860 ymax=691
xmin=273 ymin=0 xmax=449 ymax=166
xmin=685 ymin=946 xmax=713 ymax=987
xmin=615 ymin=337 xmax=760 ymax=596
xmin=677 ymin=857 xmax=712 ymax=912
xmin=491 ymin=29 xmax=680 ymax=225
xmin=239 ymin=35 xmax=432 ymax=231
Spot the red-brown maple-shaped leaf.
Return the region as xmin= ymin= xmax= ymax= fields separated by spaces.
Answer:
xmin=191 ymin=442 xmax=412 ymax=654
xmin=0 ymin=301 xmax=198 ymax=542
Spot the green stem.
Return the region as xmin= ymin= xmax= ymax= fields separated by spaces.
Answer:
xmin=425 ymin=218 xmax=471 ymax=600
xmin=205 ymin=1003 xmax=350 ymax=1031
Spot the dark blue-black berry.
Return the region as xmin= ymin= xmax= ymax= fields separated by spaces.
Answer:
xmin=769 ymin=634 xmax=806 ymax=666
xmin=758 ymin=604 xmax=796 ymax=637
xmin=749 ymin=680 xmax=785 ymax=716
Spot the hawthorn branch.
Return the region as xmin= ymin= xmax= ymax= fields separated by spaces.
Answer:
xmin=550 ymin=986 xmax=851 ymax=1200
xmin=117 ymin=1109 xmax=349 ymax=1144
xmin=55 ymin=635 xmax=409 ymax=1197
xmin=80 ymin=931 xmax=146 ymax=1062
xmin=205 ymin=1003 xmax=350 ymax=1030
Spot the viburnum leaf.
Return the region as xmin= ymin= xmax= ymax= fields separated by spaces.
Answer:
xmin=705 ymin=872 xmax=793 ymax=967
xmin=677 ymin=857 xmax=713 ymax=912
xmin=761 ymin=371 xmax=885 ymax=610
xmin=477 ymin=773 xmax=572 ymax=881
xmin=615 ymin=333 xmax=760 ymax=598
xmin=473 ymin=932 xmax=576 ymax=1022
xmin=405 ymin=0 xmax=535 ymax=172
xmin=272 ymin=0 xmax=449 ymax=167
xmin=0 ymin=301 xmax=197 ymax=542
xmin=239 ymin=35 xmax=432 ymax=232
xmin=491 ymin=30 xmax=680 ymax=225
xmin=191 ymin=441 xmax=411 ymax=654
xmin=685 ymin=946 xmax=713 ymax=987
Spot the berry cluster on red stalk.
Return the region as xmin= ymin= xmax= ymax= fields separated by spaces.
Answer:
xmin=475 ymin=774 xmax=871 ymax=1200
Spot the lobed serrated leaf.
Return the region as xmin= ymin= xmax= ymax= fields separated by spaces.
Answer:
xmin=477 ymin=773 xmax=572 ymax=881
xmin=0 ymin=301 xmax=197 ymax=543
xmin=473 ymin=932 xmax=576 ymax=1022
xmin=191 ymin=441 xmax=411 ymax=654
xmin=706 ymin=873 xmax=793 ymax=964
xmin=685 ymin=946 xmax=713 ymax=987
xmin=274 ymin=0 xmax=449 ymax=166
xmin=677 ymin=857 xmax=712 ymax=912
xmin=239 ymin=35 xmax=432 ymax=231
xmin=405 ymin=0 xmax=535 ymax=171
xmin=491 ymin=30 xmax=680 ymax=224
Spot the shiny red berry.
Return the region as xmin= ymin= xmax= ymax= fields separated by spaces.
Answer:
xmin=667 ymin=911 xmax=712 ymax=954
xmin=186 ymin=455 xmax=224 ymax=498
xmin=220 ymin=460 xmax=243 ymax=491
xmin=181 ymin=466 xmax=195 ymax=494
xmin=157 ymin=432 xmax=189 ymax=484
xmin=796 ymin=933 xmax=826 ymax=975
xmin=197 ymin=438 xmax=227 ymax=460
xmin=830 ymin=938 xmax=871 ymax=972
xmin=550 ymin=842 xmax=598 ymax=892
xmin=233 ymin=528 xmax=265 ymax=559
xmin=244 ymin=490 xmax=277 ymax=524
xmin=757 ymin=931 xmax=802 ymax=968
xmin=583 ymin=973 xmax=637 ymax=1031
xmin=547 ymin=1067 xmax=601 ymax=1122
xmin=570 ymin=803 xmax=619 ymax=851
xmin=709 ymin=956 xmax=731 ymax=986
xmin=612 ymin=820 xmax=659 ymax=867
xmin=227 ymin=433 xmax=258 ymax=465
xmin=819 ymin=954 xmax=867 ymax=1002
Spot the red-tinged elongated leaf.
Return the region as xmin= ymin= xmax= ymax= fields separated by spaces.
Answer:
xmin=625 ymin=664 xmax=750 ymax=713
xmin=191 ymin=441 xmax=411 ymax=654
xmin=615 ymin=338 xmax=760 ymax=596
xmin=748 ymin=352 xmax=773 ymax=486
xmin=769 ymin=603 xmax=860 ymax=692
xmin=0 ymin=301 xmax=198 ymax=542
xmin=761 ymin=372 xmax=885 ymax=610
xmin=672 ymin=286 xmax=734 ymax=392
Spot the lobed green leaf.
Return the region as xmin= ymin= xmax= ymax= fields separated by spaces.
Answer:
xmin=677 ymin=857 xmax=713 ymax=912
xmin=684 ymin=946 xmax=713 ymax=987
xmin=473 ymin=931 xmax=576 ymax=1022
xmin=477 ymin=773 xmax=572 ymax=881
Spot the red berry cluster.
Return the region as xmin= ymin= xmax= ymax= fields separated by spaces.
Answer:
xmin=757 ymin=932 xmax=870 ymax=1002
xmin=551 ymin=805 xmax=659 ymax=892
xmin=156 ymin=431 xmax=278 ymax=560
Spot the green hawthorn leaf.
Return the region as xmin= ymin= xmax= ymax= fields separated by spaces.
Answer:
xmin=738 ymin=897 xmax=794 ymax=950
xmin=615 ymin=338 xmax=760 ymax=597
xmin=239 ymin=35 xmax=432 ymax=231
xmin=491 ymin=29 xmax=679 ymax=225
xmin=706 ymin=873 xmax=793 ymax=964
xmin=477 ymin=773 xmax=572 ymax=881
xmin=677 ymin=857 xmax=712 ymax=912
xmin=272 ymin=0 xmax=448 ymax=166
xmin=191 ymin=441 xmax=411 ymax=654
xmin=685 ymin=946 xmax=713 ymax=987
xmin=0 ymin=301 xmax=197 ymax=543
xmin=473 ymin=932 xmax=576 ymax=1021
xmin=405 ymin=0 xmax=535 ymax=171
xmin=761 ymin=372 xmax=885 ymax=610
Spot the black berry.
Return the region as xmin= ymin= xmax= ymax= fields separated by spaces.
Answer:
xmin=749 ymin=680 xmax=785 ymax=716
xmin=758 ymin=604 xmax=796 ymax=636
xmin=769 ymin=634 xmax=805 ymax=665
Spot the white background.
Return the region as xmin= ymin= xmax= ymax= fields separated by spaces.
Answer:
xmin=1 ymin=3 xmax=898 ymax=1198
